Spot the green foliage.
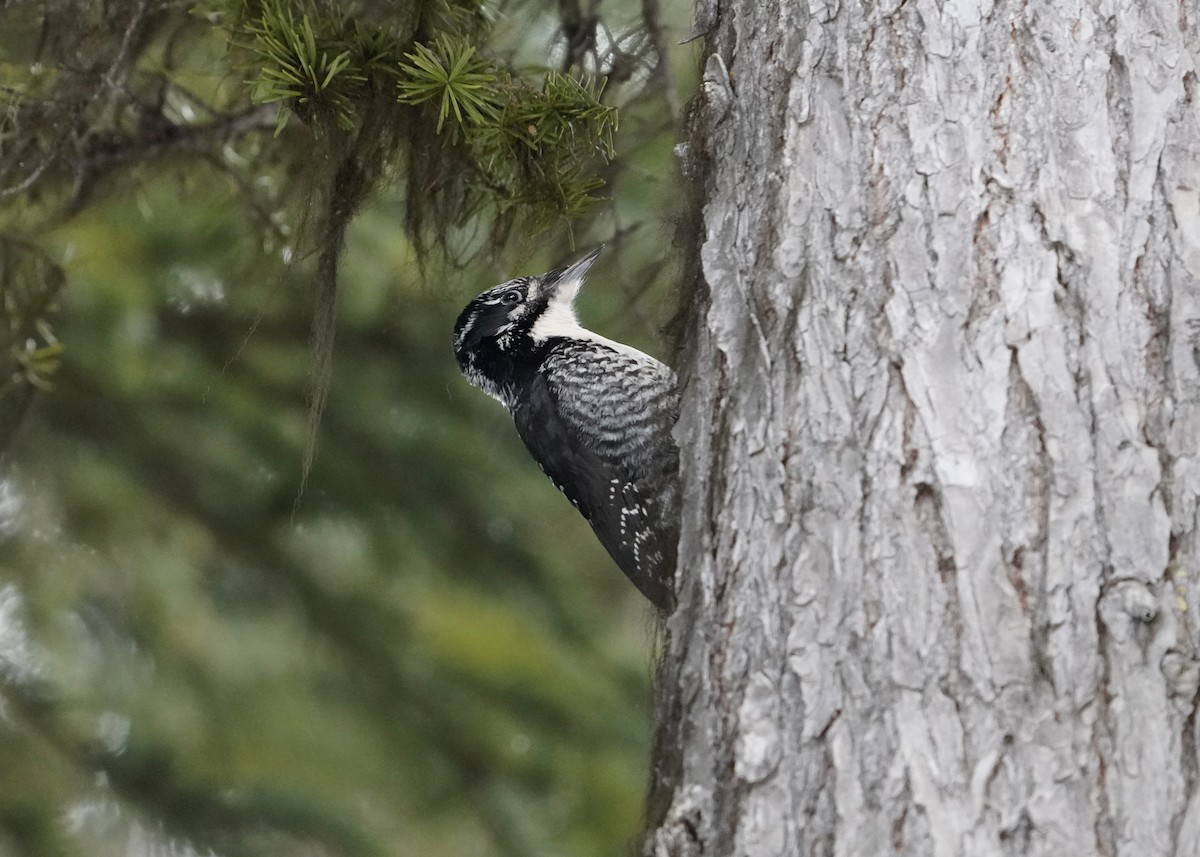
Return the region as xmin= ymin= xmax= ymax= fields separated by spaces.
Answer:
xmin=0 ymin=0 xmax=695 ymax=854
xmin=245 ymin=2 xmax=362 ymax=132
xmin=0 ymin=239 xmax=63 ymax=390
xmin=235 ymin=0 xmax=405 ymax=135
xmin=222 ymin=0 xmax=616 ymax=227
xmin=398 ymin=35 xmax=617 ymax=229
xmin=211 ymin=0 xmax=623 ymax=489
xmin=0 ymin=237 xmax=64 ymax=453
xmin=482 ymin=71 xmax=617 ymax=234
xmin=2 ymin=179 xmax=671 ymax=857
xmin=397 ymin=36 xmax=499 ymax=137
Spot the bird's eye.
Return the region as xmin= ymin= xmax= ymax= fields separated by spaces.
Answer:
xmin=501 ymin=290 xmax=522 ymax=305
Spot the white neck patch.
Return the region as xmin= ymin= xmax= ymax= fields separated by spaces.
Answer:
xmin=529 ymin=297 xmax=585 ymax=343
xmin=529 ymin=265 xmax=585 ymax=344
xmin=529 ymin=286 xmax=657 ymax=362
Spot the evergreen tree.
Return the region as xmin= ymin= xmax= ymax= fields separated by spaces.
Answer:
xmin=0 ymin=2 xmax=692 ymax=855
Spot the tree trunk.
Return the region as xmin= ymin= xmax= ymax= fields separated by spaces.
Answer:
xmin=650 ymin=1 xmax=1200 ymax=855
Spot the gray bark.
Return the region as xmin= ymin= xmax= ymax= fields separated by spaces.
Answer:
xmin=651 ymin=1 xmax=1200 ymax=855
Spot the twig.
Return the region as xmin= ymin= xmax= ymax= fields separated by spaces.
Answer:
xmin=640 ymin=0 xmax=681 ymax=123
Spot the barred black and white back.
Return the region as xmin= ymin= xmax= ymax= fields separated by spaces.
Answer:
xmin=452 ymin=248 xmax=679 ymax=609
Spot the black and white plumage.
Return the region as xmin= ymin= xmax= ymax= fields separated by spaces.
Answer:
xmin=452 ymin=248 xmax=679 ymax=609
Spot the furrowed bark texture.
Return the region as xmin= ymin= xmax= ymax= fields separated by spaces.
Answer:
xmin=651 ymin=1 xmax=1200 ymax=855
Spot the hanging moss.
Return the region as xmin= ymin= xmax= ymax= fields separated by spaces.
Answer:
xmin=206 ymin=0 xmax=620 ymax=491
xmin=1 ymin=0 xmax=628 ymax=491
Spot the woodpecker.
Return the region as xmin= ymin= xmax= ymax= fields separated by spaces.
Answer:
xmin=452 ymin=247 xmax=679 ymax=610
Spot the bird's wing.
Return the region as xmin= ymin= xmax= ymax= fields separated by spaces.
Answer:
xmin=510 ymin=342 xmax=679 ymax=608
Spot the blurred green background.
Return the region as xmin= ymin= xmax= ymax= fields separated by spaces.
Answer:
xmin=0 ymin=2 xmax=695 ymax=855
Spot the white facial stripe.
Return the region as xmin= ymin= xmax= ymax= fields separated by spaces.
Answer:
xmin=454 ymin=309 xmax=480 ymax=348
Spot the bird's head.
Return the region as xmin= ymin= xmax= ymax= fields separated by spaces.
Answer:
xmin=452 ymin=247 xmax=602 ymax=402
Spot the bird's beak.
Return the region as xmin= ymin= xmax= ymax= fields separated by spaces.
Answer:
xmin=540 ymin=246 xmax=604 ymax=304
